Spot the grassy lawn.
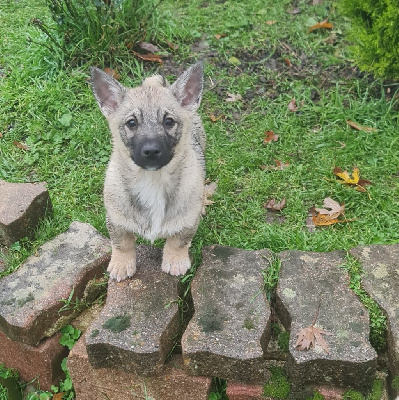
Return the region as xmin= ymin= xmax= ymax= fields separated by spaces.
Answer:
xmin=0 ymin=0 xmax=398 ymax=396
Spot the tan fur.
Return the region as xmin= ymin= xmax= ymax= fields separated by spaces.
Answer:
xmin=91 ymin=63 xmax=206 ymax=281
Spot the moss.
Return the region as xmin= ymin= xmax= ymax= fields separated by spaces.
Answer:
xmin=343 ymin=389 xmax=364 ymax=400
xmin=278 ymin=331 xmax=290 ymax=352
xmin=243 ymin=316 xmax=255 ymax=330
xmin=368 ymin=379 xmax=383 ymax=400
xmin=102 ymin=314 xmax=131 ymax=333
xmin=391 ymin=376 xmax=399 ymax=390
xmin=90 ymin=329 xmax=99 ymax=338
xmin=307 ymin=392 xmax=324 ymax=400
xmin=263 ymin=367 xmax=290 ymax=399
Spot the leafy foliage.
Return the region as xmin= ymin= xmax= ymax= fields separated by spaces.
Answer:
xmin=59 ymin=324 xmax=82 ymax=350
xmin=337 ymin=0 xmax=399 ymax=78
xmin=208 ymin=378 xmax=228 ymax=400
xmin=33 ymin=0 xmax=162 ymax=66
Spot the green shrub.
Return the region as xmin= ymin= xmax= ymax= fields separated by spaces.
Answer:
xmin=33 ymin=0 xmax=162 ymax=66
xmin=337 ymin=0 xmax=399 ymax=79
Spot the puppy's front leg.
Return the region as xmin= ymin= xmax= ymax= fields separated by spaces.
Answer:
xmin=107 ymin=219 xmax=136 ymax=281
xmin=161 ymin=230 xmax=195 ymax=276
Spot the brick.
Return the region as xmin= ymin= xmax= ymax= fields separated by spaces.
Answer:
xmin=68 ymin=336 xmax=213 ymax=400
xmin=0 ymin=330 xmax=68 ymax=391
xmin=0 ymin=221 xmax=110 ymax=345
xmin=350 ymin=244 xmax=399 ymax=378
xmin=226 ymin=382 xmax=264 ymax=399
xmin=86 ymin=245 xmax=182 ymax=376
xmin=182 ymin=245 xmax=272 ymax=384
xmin=276 ymin=250 xmax=377 ymax=390
xmin=0 ymin=180 xmax=52 ymax=247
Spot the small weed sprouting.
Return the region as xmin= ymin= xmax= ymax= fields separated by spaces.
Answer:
xmin=59 ymin=324 xmax=81 ymax=350
xmin=262 ymin=254 xmax=281 ymax=302
xmin=208 ymin=377 xmax=228 ymax=400
xmin=391 ymin=376 xmax=399 ymax=390
xmin=339 ymin=256 xmax=387 ymax=352
xmin=0 ymin=365 xmax=21 ymax=400
xmin=32 ymin=0 xmax=163 ymax=66
xmin=263 ymin=367 xmax=291 ymax=399
xmin=306 ymin=392 xmax=325 ymax=400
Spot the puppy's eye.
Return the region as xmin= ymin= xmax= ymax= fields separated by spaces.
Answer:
xmin=164 ymin=117 xmax=175 ymax=128
xmin=126 ymin=118 xmax=137 ymax=129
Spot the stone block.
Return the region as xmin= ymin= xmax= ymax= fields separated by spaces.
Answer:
xmin=226 ymin=382 xmax=264 ymax=399
xmin=182 ymin=245 xmax=272 ymax=384
xmin=276 ymin=250 xmax=377 ymax=390
xmin=0 ymin=180 xmax=52 ymax=246
xmin=68 ymin=336 xmax=213 ymax=400
xmin=350 ymin=244 xmax=399 ymax=378
xmin=0 ymin=330 xmax=68 ymax=391
xmin=0 ymin=221 xmax=110 ymax=345
xmin=86 ymin=245 xmax=182 ymax=376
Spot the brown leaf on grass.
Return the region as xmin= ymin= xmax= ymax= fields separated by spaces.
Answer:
xmin=308 ymin=19 xmax=333 ymax=33
xmin=139 ymin=41 xmax=160 ymax=54
xmin=333 ymin=166 xmax=372 ymax=192
xmin=312 ymin=0 xmax=323 ymax=4
xmin=53 ymin=393 xmax=65 ymax=400
xmin=165 ymin=41 xmax=179 ymax=50
xmin=104 ymin=68 xmax=121 ymax=80
xmin=274 ymin=160 xmax=290 ymax=170
xmin=311 ymin=198 xmax=355 ymax=227
xmin=287 ymin=7 xmax=301 ymax=14
xmin=288 ymin=98 xmax=298 ymax=112
xmin=202 ymin=181 xmax=218 ymax=215
xmin=263 ymin=130 xmax=279 ymax=144
xmin=315 ymin=197 xmax=345 ymax=219
xmin=295 ymin=305 xmax=333 ymax=354
xmin=214 ymin=33 xmax=227 ymax=39
xmin=265 ymin=20 xmax=277 ymax=25
xmin=284 ymin=58 xmax=292 ymax=67
xmin=132 ymin=51 xmax=164 ymax=64
xmin=346 ymin=120 xmax=379 ymax=133
xmin=0 ymin=132 xmax=3 ymax=138
xmin=225 ymin=92 xmax=242 ymax=102
xmin=209 ymin=113 xmax=226 ymax=122
xmin=265 ymin=198 xmax=286 ymax=211
xmin=13 ymin=141 xmax=29 ymax=151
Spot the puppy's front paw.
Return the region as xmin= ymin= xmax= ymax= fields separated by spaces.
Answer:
xmin=161 ymin=255 xmax=191 ymax=276
xmin=107 ymin=254 xmax=136 ymax=281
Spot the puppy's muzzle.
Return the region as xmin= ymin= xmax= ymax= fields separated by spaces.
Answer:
xmin=132 ymin=138 xmax=173 ymax=170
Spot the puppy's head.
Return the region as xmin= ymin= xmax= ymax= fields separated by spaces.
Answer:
xmin=91 ymin=63 xmax=203 ymax=171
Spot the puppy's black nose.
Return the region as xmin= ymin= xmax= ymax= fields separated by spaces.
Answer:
xmin=142 ymin=143 xmax=161 ymax=159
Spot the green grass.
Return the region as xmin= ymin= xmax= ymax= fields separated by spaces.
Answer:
xmin=1 ymin=0 xmax=399 ymax=397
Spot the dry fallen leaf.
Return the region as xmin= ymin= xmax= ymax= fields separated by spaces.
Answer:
xmin=333 ymin=166 xmax=372 ymax=192
xmin=265 ymin=198 xmax=286 ymax=211
xmin=165 ymin=41 xmax=179 ymax=50
xmin=288 ymin=98 xmax=298 ymax=112
xmin=104 ymin=68 xmax=121 ymax=80
xmin=308 ymin=19 xmax=333 ymax=33
xmin=295 ymin=305 xmax=333 ymax=354
xmin=202 ymin=181 xmax=218 ymax=215
xmin=132 ymin=51 xmax=164 ymax=64
xmin=13 ymin=141 xmax=29 ymax=151
xmin=0 ymin=132 xmax=3 ymax=138
xmin=53 ymin=393 xmax=65 ymax=400
xmin=139 ymin=41 xmax=160 ymax=54
xmin=274 ymin=160 xmax=290 ymax=170
xmin=315 ymin=197 xmax=345 ymax=219
xmin=225 ymin=92 xmax=242 ymax=102
xmin=346 ymin=120 xmax=379 ymax=133
xmin=284 ymin=58 xmax=292 ymax=67
xmin=263 ymin=130 xmax=279 ymax=144
xmin=265 ymin=20 xmax=277 ymax=25
xmin=210 ymin=113 xmax=224 ymax=122
xmin=214 ymin=33 xmax=227 ymax=39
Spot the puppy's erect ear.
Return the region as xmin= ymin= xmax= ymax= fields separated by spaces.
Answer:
xmin=171 ymin=62 xmax=204 ymax=111
xmin=91 ymin=67 xmax=125 ymax=117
